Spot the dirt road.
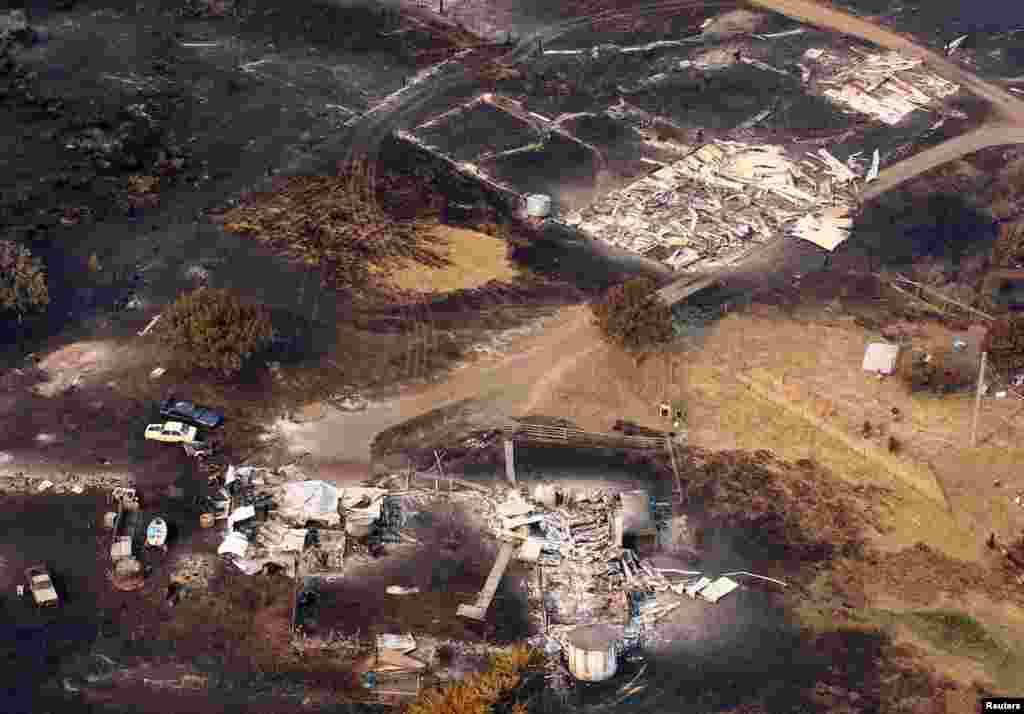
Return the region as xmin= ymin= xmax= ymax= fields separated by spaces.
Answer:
xmin=277 ymin=305 xmax=603 ymax=465
xmin=861 ymin=124 xmax=1024 ymax=201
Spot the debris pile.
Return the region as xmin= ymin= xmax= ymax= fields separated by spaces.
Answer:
xmin=491 ymin=489 xmax=619 ymax=568
xmin=807 ymin=48 xmax=960 ymax=125
xmin=353 ymin=633 xmax=426 ymax=702
xmin=563 ymin=139 xmax=858 ymax=267
xmin=213 ymin=465 xmax=348 ymax=578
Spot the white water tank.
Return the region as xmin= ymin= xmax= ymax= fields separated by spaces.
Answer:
xmin=565 ymin=624 xmax=620 ymax=682
xmin=525 ymin=193 xmax=552 ymax=218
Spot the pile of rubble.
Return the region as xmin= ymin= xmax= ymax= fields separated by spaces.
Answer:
xmin=563 ymin=139 xmax=858 ymax=268
xmin=807 ymin=48 xmax=961 ymax=126
xmin=475 ymin=483 xmax=789 ymax=657
xmin=214 ymin=465 xmax=349 ymax=578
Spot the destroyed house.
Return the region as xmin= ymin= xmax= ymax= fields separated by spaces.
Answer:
xmin=563 ymin=139 xmax=858 ymax=268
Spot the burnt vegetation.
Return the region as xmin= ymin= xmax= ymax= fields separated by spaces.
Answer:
xmin=684 ymin=450 xmax=879 ymax=570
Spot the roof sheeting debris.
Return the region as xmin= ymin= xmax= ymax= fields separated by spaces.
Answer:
xmin=279 ymin=480 xmax=340 ymax=526
xmin=699 ymin=576 xmax=740 ymax=603
xmin=807 ymin=49 xmax=960 ymax=125
xmin=791 ymin=206 xmax=854 ymax=251
xmin=218 ymin=532 xmax=249 ymax=559
xmin=228 ymin=505 xmax=256 ymax=531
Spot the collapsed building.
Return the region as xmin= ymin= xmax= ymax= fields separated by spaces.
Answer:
xmin=807 ymin=48 xmax=961 ymax=126
xmin=563 ymin=139 xmax=858 ymax=267
xmin=215 ymin=466 xmax=349 ymax=577
xmin=470 ymin=484 xmax=759 ymax=660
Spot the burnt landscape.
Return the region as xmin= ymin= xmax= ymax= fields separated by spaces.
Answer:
xmin=4 ymin=0 xmax=1024 ymax=713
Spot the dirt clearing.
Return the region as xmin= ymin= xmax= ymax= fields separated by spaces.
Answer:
xmin=377 ymin=225 xmax=520 ymax=294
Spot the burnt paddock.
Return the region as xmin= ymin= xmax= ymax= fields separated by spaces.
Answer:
xmin=298 ymin=502 xmax=535 ymax=646
xmin=0 ymin=489 xmax=215 ymax=704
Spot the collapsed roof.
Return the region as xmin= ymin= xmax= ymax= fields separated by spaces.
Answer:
xmin=563 ymin=139 xmax=859 ymax=264
xmin=279 ymin=480 xmax=340 ymax=527
xmin=808 ymin=48 xmax=960 ymax=126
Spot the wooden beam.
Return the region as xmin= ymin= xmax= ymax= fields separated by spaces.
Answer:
xmin=504 ymin=439 xmax=516 ymax=484
xmin=656 ymin=275 xmax=719 ymax=307
xmin=457 ymin=541 xmax=516 ymax=621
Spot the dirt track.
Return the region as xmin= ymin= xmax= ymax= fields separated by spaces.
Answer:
xmin=277 ymin=305 xmax=604 ymax=466
xmin=861 ymin=125 xmax=1024 ymax=200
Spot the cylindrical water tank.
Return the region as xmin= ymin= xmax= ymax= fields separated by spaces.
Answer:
xmin=565 ymin=624 xmax=620 ymax=682
xmin=525 ymin=194 xmax=552 ymax=218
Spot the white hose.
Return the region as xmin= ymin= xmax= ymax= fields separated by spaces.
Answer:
xmin=718 ymin=571 xmax=788 ymax=587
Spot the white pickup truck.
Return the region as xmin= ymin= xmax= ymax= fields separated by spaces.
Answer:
xmin=24 ymin=564 xmax=59 ymax=608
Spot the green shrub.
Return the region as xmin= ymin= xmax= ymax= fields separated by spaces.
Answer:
xmin=158 ymin=287 xmax=274 ymax=376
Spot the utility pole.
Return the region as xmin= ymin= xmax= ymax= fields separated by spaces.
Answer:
xmin=972 ymin=351 xmax=988 ymax=447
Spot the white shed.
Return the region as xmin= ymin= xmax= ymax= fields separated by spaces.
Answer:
xmin=862 ymin=342 xmax=900 ymax=375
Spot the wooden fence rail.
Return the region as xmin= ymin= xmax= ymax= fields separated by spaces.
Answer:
xmin=503 ymin=422 xmax=680 ymax=451
xmin=880 ymin=272 xmax=995 ymax=322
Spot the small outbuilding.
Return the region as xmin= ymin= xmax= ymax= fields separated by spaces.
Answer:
xmin=862 ymin=342 xmax=900 ymax=375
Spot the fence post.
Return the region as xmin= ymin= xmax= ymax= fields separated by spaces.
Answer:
xmin=972 ymin=351 xmax=988 ymax=447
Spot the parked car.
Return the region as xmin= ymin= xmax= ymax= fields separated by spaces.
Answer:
xmin=159 ymin=397 xmax=224 ymax=429
xmin=24 ymin=565 xmax=59 ymax=608
xmin=144 ymin=421 xmax=199 ymax=444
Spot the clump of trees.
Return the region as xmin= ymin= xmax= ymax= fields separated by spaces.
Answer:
xmin=158 ymin=287 xmax=274 ymax=376
xmin=896 ymin=348 xmax=973 ymax=394
xmin=591 ymin=277 xmax=675 ymax=352
xmin=0 ymin=240 xmax=49 ymax=323
xmin=986 ymin=315 xmax=1024 ymax=374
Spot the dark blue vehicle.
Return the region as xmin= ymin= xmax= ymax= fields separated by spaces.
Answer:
xmin=159 ymin=397 xmax=224 ymax=429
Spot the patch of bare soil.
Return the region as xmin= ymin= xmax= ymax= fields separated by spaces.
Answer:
xmin=376 ymin=225 xmax=521 ymax=294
